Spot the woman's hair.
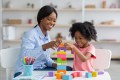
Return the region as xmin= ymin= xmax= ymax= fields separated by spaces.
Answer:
xmin=37 ymin=5 xmax=58 ymax=24
xmin=69 ymin=21 xmax=97 ymax=41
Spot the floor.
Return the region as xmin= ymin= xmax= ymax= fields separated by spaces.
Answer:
xmin=106 ymin=60 xmax=120 ymax=80
xmin=0 ymin=60 xmax=120 ymax=80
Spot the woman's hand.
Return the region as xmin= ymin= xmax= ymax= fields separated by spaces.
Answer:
xmin=64 ymin=43 xmax=74 ymax=50
xmin=52 ymin=63 xmax=57 ymax=68
xmin=42 ymin=40 xmax=62 ymax=51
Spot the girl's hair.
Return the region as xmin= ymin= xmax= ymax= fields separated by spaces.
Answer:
xmin=37 ymin=5 xmax=58 ymax=24
xmin=69 ymin=21 xmax=97 ymax=41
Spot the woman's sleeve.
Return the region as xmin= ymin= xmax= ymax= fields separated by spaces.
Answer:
xmin=20 ymin=32 xmax=45 ymax=59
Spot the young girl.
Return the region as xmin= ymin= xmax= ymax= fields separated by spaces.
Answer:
xmin=65 ymin=22 xmax=97 ymax=72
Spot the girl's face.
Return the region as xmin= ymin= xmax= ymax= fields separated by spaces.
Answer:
xmin=74 ymin=31 xmax=89 ymax=48
xmin=40 ymin=12 xmax=57 ymax=32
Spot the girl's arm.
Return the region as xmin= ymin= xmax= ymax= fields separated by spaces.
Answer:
xmin=72 ymin=46 xmax=92 ymax=62
xmin=65 ymin=43 xmax=92 ymax=62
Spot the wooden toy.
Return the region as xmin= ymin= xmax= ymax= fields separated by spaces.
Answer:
xmin=57 ymin=70 xmax=66 ymax=74
xmin=71 ymin=72 xmax=82 ymax=78
xmin=63 ymin=75 xmax=72 ymax=80
xmin=57 ymin=47 xmax=66 ymax=51
xmin=48 ymin=71 xmax=54 ymax=77
xmin=98 ymin=71 xmax=104 ymax=75
xmin=85 ymin=72 xmax=92 ymax=78
xmin=57 ymin=65 xmax=66 ymax=70
xmin=92 ymin=71 xmax=98 ymax=77
xmin=55 ymin=73 xmax=62 ymax=79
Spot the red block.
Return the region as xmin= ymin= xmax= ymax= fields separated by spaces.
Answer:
xmin=71 ymin=72 xmax=82 ymax=78
xmin=62 ymin=58 xmax=67 ymax=61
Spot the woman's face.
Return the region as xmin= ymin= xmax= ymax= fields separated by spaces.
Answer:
xmin=74 ymin=31 xmax=89 ymax=48
xmin=40 ymin=12 xmax=57 ymax=31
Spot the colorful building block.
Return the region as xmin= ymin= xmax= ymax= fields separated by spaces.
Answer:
xmin=92 ymin=71 xmax=98 ymax=77
xmin=56 ymin=43 xmax=67 ymax=80
xmin=85 ymin=72 xmax=92 ymax=78
xmin=61 ymin=58 xmax=67 ymax=61
xmin=57 ymin=51 xmax=66 ymax=54
xmin=57 ymin=58 xmax=62 ymax=62
xmin=98 ymin=71 xmax=104 ymax=75
xmin=57 ymin=70 xmax=66 ymax=74
xmin=59 ymin=43 xmax=64 ymax=47
xmin=48 ymin=71 xmax=54 ymax=77
xmin=62 ymin=75 xmax=73 ymax=80
xmin=71 ymin=72 xmax=82 ymax=78
xmin=55 ymin=73 xmax=62 ymax=79
xmin=57 ymin=47 xmax=66 ymax=51
xmin=57 ymin=65 xmax=66 ymax=70
xmin=57 ymin=54 xmax=66 ymax=58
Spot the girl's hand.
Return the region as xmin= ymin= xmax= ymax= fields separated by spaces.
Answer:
xmin=64 ymin=43 xmax=74 ymax=50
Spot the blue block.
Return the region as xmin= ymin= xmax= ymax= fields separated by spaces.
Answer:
xmin=85 ymin=72 xmax=92 ymax=78
xmin=63 ymin=75 xmax=72 ymax=80
xmin=57 ymin=65 xmax=66 ymax=70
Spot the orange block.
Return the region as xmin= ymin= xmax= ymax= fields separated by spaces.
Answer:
xmin=55 ymin=73 xmax=62 ymax=79
xmin=57 ymin=70 xmax=66 ymax=74
xmin=59 ymin=43 xmax=64 ymax=47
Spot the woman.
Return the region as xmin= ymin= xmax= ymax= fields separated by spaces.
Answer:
xmin=14 ymin=5 xmax=62 ymax=77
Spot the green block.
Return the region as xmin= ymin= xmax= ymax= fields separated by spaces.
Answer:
xmin=61 ymin=63 xmax=67 ymax=65
xmin=57 ymin=58 xmax=62 ymax=63
xmin=62 ymin=61 xmax=67 ymax=63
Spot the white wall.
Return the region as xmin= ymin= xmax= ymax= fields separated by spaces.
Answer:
xmin=1 ymin=0 xmax=120 ymax=58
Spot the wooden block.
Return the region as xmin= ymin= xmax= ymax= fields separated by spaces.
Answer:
xmin=57 ymin=70 xmax=66 ymax=74
xmin=57 ymin=51 xmax=66 ymax=54
xmin=55 ymin=73 xmax=62 ymax=79
xmin=98 ymin=71 xmax=104 ymax=75
xmin=61 ymin=62 xmax=67 ymax=65
xmin=57 ymin=54 xmax=66 ymax=58
xmin=59 ymin=43 xmax=64 ymax=47
xmin=63 ymin=75 xmax=72 ymax=80
xmin=61 ymin=58 xmax=67 ymax=61
xmin=85 ymin=72 xmax=92 ymax=78
xmin=57 ymin=47 xmax=66 ymax=51
xmin=48 ymin=71 xmax=54 ymax=77
xmin=57 ymin=65 xmax=66 ymax=70
xmin=71 ymin=72 xmax=82 ymax=78
xmin=57 ymin=58 xmax=62 ymax=62
xmin=57 ymin=63 xmax=62 ymax=65
xmin=92 ymin=71 xmax=98 ymax=77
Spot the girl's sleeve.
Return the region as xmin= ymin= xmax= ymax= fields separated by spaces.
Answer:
xmin=87 ymin=44 xmax=96 ymax=59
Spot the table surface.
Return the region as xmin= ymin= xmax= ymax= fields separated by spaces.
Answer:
xmin=13 ymin=71 xmax=111 ymax=80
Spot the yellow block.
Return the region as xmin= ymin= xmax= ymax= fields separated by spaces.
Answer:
xmin=57 ymin=51 xmax=66 ymax=54
xmin=92 ymin=71 xmax=98 ymax=77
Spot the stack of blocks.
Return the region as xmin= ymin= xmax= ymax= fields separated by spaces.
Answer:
xmin=55 ymin=43 xmax=67 ymax=79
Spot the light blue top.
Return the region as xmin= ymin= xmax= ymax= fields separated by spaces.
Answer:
xmin=15 ymin=25 xmax=54 ymax=73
